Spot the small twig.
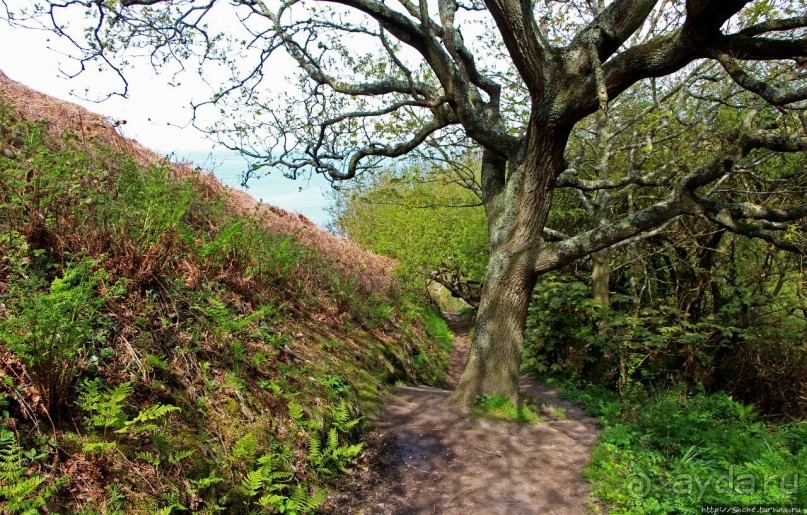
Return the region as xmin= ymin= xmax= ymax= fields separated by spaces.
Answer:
xmin=120 ymin=335 xmax=146 ymax=382
xmin=470 ymin=444 xmax=501 ymax=457
xmin=442 ymin=487 xmax=473 ymax=510
xmin=116 ymin=448 xmax=157 ymax=493
xmin=402 ymin=459 xmax=427 ymax=473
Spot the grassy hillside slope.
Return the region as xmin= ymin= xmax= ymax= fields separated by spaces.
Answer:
xmin=0 ymin=71 xmax=451 ymax=513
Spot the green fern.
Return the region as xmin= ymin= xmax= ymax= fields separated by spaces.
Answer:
xmin=288 ymin=401 xmax=304 ymax=422
xmin=327 ymin=428 xmax=339 ymax=453
xmin=119 ymin=403 xmax=181 ymax=434
xmin=0 ymin=429 xmax=65 ymax=514
xmin=331 ymin=400 xmax=361 ymax=433
xmin=241 ymin=454 xmax=293 ymax=498
xmin=78 ymin=379 xmax=132 ymax=433
xmin=81 ymin=441 xmax=117 ymax=455
xmin=167 ymin=449 xmax=195 ymax=465
xmin=79 ymin=379 xmax=180 ymax=436
xmin=256 ymin=485 xmax=325 ymax=514
xmin=307 ymin=434 xmax=321 ymax=462
xmin=241 ymin=448 xmax=325 ymax=512
xmin=257 ymin=494 xmax=289 ymax=508
xmin=1 ymin=259 xmax=108 ymax=413
xmin=289 ymin=485 xmax=326 ymax=512
xmin=306 ymin=400 xmax=364 ymax=477
xmin=241 ymin=468 xmax=267 ymax=497
xmin=191 ymin=471 xmax=223 ymax=490
xmin=135 ymin=451 xmax=161 ymax=467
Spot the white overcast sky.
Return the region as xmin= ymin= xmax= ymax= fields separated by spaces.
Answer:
xmin=0 ymin=20 xmax=217 ymax=153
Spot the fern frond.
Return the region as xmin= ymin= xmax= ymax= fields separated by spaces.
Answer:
xmin=327 ymin=428 xmax=339 ymax=453
xmin=241 ymin=468 xmax=267 ymax=497
xmin=118 ymin=403 xmax=180 ymax=434
xmin=288 ymin=484 xmax=325 ymax=513
xmin=168 ymin=449 xmax=195 ymax=465
xmin=258 ymin=493 xmax=288 ymax=508
xmin=308 ymin=435 xmax=321 ymax=460
xmin=0 ymin=428 xmax=61 ymax=513
xmin=332 ymin=401 xmax=349 ymax=426
xmin=129 ymin=403 xmax=181 ymax=424
xmin=288 ymin=401 xmax=304 ymax=422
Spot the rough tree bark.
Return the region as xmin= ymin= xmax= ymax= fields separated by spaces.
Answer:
xmin=452 ymin=123 xmax=569 ymax=407
xmin=592 ymin=250 xmax=611 ymax=306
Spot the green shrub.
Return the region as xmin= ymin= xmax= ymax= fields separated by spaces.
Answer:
xmin=330 ymin=162 xmax=489 ymax=295
xmin=111 ymin=159 xmax=194 ymax=249
xmin=524 ymin=278 xmax=607 ymax=380
xmin=1 ymin=259 xmax=108 ymax=413
xmin=524 ymin=274 xmax=807 ymax=415
xmin=572 ymin=387 xmax=807 ymax=513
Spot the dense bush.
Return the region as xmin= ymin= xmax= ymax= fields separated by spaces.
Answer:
xmin=524 ymin=275 xmax=807 ymax=417
xmin=1 ymin=259 xmax=109 ymax=414
xmin=560 ymin=384 xmax=807 ymax=513
xmin=331 ymin=163 xmax=488 ymax=303
xmin=525 ymin=270 xmax=807 ymax=513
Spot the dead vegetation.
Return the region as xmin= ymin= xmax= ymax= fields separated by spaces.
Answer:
xmin=0 ymin=70 xmax=395 ymax=293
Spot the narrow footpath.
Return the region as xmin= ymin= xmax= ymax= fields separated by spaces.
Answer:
xmin=325 ymin=313 xmax=598 ymax=514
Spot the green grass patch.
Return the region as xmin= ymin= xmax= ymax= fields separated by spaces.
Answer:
xmin=422 ymin=308 xmax=453 ymax=348
xmin=472 ymin=394 xmax=542 ymax=424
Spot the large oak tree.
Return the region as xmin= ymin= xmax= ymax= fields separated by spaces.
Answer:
xmin=11 ymin=0 xmax=807 ymax=409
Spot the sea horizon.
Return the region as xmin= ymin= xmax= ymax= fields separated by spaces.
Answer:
xmin=174 ymin=149 xmax=333 ymax=228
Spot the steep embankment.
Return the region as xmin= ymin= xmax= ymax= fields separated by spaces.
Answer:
xmin=0 ymin=71 xmax=451 ymax=513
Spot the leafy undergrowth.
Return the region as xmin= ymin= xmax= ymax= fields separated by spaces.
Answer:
xmin=553 ymin=381 xmax=807 ymax=514
xmin=0 ymin=95 xmax=451 ymax=513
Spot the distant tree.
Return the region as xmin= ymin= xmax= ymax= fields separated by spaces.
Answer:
xmin=331 ymin=162 xmax=489 ymax=305
xmin=10 ymin=0 xmax=807 ymax=409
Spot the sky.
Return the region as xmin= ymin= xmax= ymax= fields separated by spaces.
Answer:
xmin=0 ymin=15 xmax=333 ymax=226
xmin=0 ymin=13 xmax=214 ymax=152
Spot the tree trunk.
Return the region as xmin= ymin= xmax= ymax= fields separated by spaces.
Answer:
xmin=449 ymin=122 xmax=568 ymax=411
xmin=449 ymin=247 xmax=536 ymax=408
xmin=592 ymin=249 xmax=610 ymax=306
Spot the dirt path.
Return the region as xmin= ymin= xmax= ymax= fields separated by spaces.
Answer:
xmin=324 ymin=313 xmax=597 ymax=514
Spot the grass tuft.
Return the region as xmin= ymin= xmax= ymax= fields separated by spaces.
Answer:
xmin=472 ymin=394 xmax=542 ymax=424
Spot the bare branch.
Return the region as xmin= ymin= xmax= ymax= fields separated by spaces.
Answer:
xmin=482 ymin=0 xmax=549 ymax=97
xmin=714 ymin=34 xmax=807 ymax=61
xmin=536 ymin=194 xmax=696 ymax=273
xmin=739 ymin=15 xmax=807 ymax=37
xmin=700 ymin=206 xmax=805 ymax=254
xmin=570 ymin=0 xmax=659 ymax=65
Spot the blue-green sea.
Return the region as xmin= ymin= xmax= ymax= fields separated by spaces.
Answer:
xmin=174 ymin=150 xmax=333 ymax=228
